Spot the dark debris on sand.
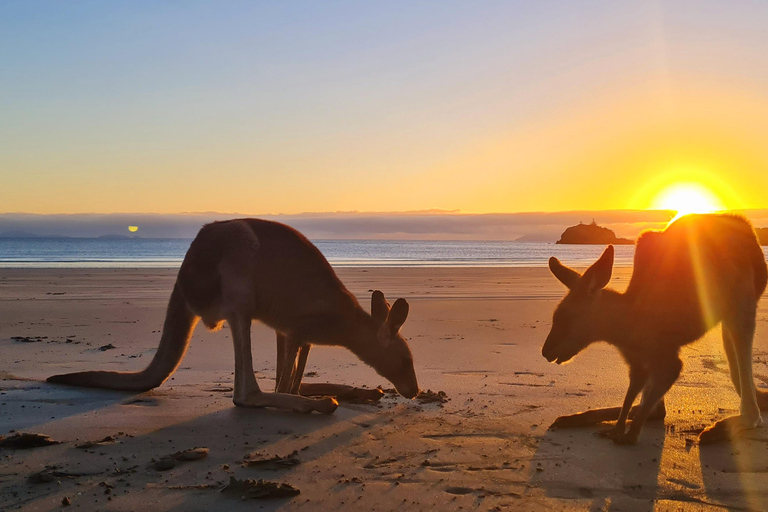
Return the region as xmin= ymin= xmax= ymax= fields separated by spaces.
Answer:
xmin=416 ymin=389 xmax=449 ymax=404
xmin=11 ymin=336 xmax=47 ymax=343
xmin=242 ymin=450 xmax=300 ymax=470
xmin=152 ymin=447 xmax=209 ymax=471
xmin=222 ymin=476 xmax=300 ymax=500
xmin=0 ymin=433 xmax=60 ymax=449
xmin=76 ymin=434 xmax=126 ymax=449
xmin=29 ymin=467 xmax=103 ymax=483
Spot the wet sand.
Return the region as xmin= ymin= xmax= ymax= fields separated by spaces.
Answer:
xmin=2 ymin=267 xmax=768 ymax=511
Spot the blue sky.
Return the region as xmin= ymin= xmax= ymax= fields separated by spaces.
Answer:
xmin=3 ymin=1 xmax=768 ymax=214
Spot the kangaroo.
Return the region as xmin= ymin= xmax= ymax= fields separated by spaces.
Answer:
xmin=48 ymin=218 xmax=420 ymax=414
xmin=542 ymin=213 xmax=768 ymax=444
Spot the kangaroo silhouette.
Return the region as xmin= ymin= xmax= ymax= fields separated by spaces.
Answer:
xmin=48 ymin=218 xmax=419 ymax=414
xmin=542 ymin=213 xmax=767 ymax=444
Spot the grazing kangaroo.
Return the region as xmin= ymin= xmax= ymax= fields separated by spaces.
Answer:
xmin=48 ymin=219 xmax=419 ymax=414
xmin=542 ymin=213 xmax=768 ymax=444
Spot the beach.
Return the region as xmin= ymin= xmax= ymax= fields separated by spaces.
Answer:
xmin=2 ymin=266 xmax=768 ymax=511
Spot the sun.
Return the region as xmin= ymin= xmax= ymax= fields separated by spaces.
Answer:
xmin=652 ymin=183 xmax=725 ymax=220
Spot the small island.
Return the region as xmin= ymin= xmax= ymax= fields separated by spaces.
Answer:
xmin=556 ymin=220 xmax=634 ymax=245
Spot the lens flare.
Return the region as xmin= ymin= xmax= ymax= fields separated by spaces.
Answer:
xmin=652 ymin=184 xmax=724 ymax=220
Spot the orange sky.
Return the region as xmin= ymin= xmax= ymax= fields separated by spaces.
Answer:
xmin=2 ymin=3 xmax=768 ymax=215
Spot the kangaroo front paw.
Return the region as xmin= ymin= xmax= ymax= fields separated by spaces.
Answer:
xmin=596 ymin=426 xmax=625 ymax=440
xmin=612 ymin=432 xmax=639 ymax=445
xmin=306 ymin=397 xmax=339 ymax=414
xmin=343 ymin=387 xmax=385 ymax=403
xmin=699 ymin=414 xmax=760 ymax=445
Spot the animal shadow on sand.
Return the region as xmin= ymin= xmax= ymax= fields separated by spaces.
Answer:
xmin=0 ymin=385 xmax=391 ymax=511
xmin=530 ymin=420 xmax=664 ymax=511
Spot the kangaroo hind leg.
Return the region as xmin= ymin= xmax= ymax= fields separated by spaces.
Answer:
xmin=724 ymin=313 xmax=761 ymax=428
xmin=230 ymin=315 xmax=336 ymax=414
xmin=700 ymin=315 xmax=762 ymax=444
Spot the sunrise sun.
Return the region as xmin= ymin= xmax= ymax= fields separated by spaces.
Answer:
xmin=652 ymin=183 xmax=725 ymax=220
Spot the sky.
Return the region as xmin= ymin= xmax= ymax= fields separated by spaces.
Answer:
xmin=2 ymin=1 xmax=768 ymax=216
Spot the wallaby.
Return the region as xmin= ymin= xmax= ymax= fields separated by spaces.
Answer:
xmin=48 ymin=219 xmax=420 ymax=414
xmin=542 ymin=213 xmax=768 ymax=444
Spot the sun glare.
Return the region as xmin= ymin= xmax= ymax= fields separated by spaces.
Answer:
xmin=652 ymin=183 xmax=725 ymax=220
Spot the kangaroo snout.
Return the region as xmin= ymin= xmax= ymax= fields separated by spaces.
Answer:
xmin=395 ymin=381 xmax=419 ymax=399
xmin=542 ymin=337 xmax=559 ymax=363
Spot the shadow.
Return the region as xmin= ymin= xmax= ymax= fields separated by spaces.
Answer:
xmin=0 ymin=379 xmax=396 ymax=511
xmin=699 ymin=431 xmax=768 ymax=510
xmin=0 ymin=377 xmax=133 ymax=433
xmin=530 ymin=420 xmax=665 ymax=511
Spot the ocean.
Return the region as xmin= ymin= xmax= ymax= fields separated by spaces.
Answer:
xmin=0 ymin=237 xmax=641 ymax=269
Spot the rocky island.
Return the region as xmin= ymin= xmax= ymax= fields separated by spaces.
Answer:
xmin=556 ymin=220 xmax=634 ymax=245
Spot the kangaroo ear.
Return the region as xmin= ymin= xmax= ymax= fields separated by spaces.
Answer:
xmin=371 ymin=290 xmax=390 ymax=326
xmin=386 ymin=298 xmax=409 ymax=335
xmin=581 ymin=245 xmax=614 ymax=293
xmin=549 ymin=257 xmax=581 ymax=290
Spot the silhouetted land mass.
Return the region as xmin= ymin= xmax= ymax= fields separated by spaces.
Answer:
xmin=556 ymin=220 xmax=634 ymax=245
xmin=96 ymin=234 xmax=135 ymax=240
xmin=756 ymin=227 xmax=768 ymax=246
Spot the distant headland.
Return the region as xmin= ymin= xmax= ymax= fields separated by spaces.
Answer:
xmin=556 ymin=220 xmax=634 ymax=245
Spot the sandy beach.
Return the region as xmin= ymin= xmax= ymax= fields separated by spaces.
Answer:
xmin=2 ymin=266 xmax=768 ymax=511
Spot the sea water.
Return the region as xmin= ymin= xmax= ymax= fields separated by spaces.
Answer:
xmin=0 ymin=238 xmax=641 ymax=268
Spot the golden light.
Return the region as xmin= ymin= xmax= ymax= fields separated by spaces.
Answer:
xmin=651 ymin=183 xmax=725 ymax=220
xmin=128 ymin=226 xmax=139 ymax=233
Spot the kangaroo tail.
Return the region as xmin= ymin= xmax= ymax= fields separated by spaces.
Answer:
xmin=47 ymin=282 xmax=198 ymax=392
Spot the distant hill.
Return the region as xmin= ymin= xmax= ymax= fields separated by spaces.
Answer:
xmin=96 ymin=234 xmax=134 ymax=240
xmin=756 ymin=227 xmax=768 ymax=246
xmin=556 ymin=221 xmax=634 ymax=245
xmin=513 ymin=232 xmax=559 ymax=243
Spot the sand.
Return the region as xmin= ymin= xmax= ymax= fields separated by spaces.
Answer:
xmin=2 ymin=266 xmax=768 ymax=511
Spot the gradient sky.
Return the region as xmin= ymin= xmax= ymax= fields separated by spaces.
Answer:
xmin=2 ymin=1 xmax=768 ymax=215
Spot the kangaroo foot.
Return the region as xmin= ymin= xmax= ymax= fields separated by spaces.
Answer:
xmin=699 ymin=415 xmax=759 ymax=445
xmin=234 ymin=392 xmax=338 ymax=414
xmin=595 ymin=425 xmax=626 ymax=440
xmin=299 ymin=383 xmax=384 ymax=403
xmin=550 ymin=407 xmax=622 ymax=429
xmin=612 ymin=432 xmax=639 ymax=445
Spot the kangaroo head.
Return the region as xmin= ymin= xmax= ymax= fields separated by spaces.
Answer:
xmin=542 ymin=245 xmax=614 ymax=364
xmin=370 ymin=290 xmax=419 ymax=399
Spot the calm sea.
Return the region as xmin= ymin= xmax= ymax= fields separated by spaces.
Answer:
xmin=0 ymin=238 xmax=641 ymax=269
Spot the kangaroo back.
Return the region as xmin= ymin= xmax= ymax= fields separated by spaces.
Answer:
xmin=47 ymin=283 xmax=198 ymax=391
